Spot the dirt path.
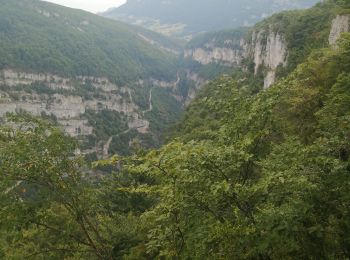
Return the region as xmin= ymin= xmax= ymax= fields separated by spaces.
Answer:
xmin=103 ymin=87 xmax=153 ymax=158
xmin=4 ymin=181 xmax=22 ymax=194
xmin=103 ymin=81 xmax=166 ymax=157
xmin=103 ymin=136 xmax=113 ymax=158
xmin=102 ymin=128 xmax=136 ymax=158
xmin=143 ymin=87 xmax=154 ymax=115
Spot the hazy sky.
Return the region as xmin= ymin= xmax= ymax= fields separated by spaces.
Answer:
xmin=44 ymin=0 xmax=127 ymax=13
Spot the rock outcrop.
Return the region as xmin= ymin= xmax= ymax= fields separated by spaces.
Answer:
xmin=251 ymin=30 xmax=287 ymax=88
xmin=184 ymin=47 xmax=246 ymax=66
xmin=1 ymin=70 xmax=73 ymax=90
xmin=184 ymin=28 xmax=287 ymax=89
xmin=0 ymin=69 xmax=151 ymax=138
xmin=185 ymin=12 xmax=350 ymax=90
xmin=185 ymin=72 xmax=209 ymax=105
xmin=329 ymin=15 xmax=350 ymax=45
xmin=58 ymin=119 xmax=93 ymax=136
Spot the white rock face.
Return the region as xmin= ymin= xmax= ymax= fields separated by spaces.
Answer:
xmin=184 ymin=47 xmax=245 ymax=66
xmin=0 ymin=103 xmax=17 ymax=117
xmin=0 ymin=69 xmax=123 ymax=91
xmin=0 ymin=95 xmax=84 ymax=120
xmin=329 ymin=15 xmax=350 ymax=45
xmin=252 ymin=30 xmax=287 ymax=88
xmin=264 ymin=71 xmax=276 ymax=89
xmin=128 ymin=114 xmax=150 ymax=134
xmin=184 ymin=28 xmax=287 ymax=89
xmin=49 ymin=94 xmax=85 ymax=118
xmin=58 ymin=119 xmax=93 ymax=136
xmin=252 ymin=31 xmax=265 ymax=74
xmin=0 ymin=69 xmax=151 ymax=137
xmin=1 ymin=70 xmax=72 ymax=90
xmin=185 ymin=72 xmax=209 ymax=105
xmin=265 ymin=32 xmax=286 ymax=71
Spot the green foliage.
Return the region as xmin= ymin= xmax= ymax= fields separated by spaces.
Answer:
xmin=0 ymin=0 xmax=179 ymax=85
xmin=183 ymin=29 xmax=249 ymax=82
xmin=185 ymin=1 xmax=349 ymax=85
xmin=187 ymin=28 xmax=248 ymax=49
xmin=108 ymin=129 xmax=139 ymax=156
xmin=1 ymin=2 xmax=350 ymax=259
xmin=112 ymin=34 xmax=350 ymax=258
xmin=84 ymin=109 xmax=129 ymax=142
xmin=255 ymin=1 xmax=349 ymax=77
xmin=0 ymin=115 xmax=100 ymax=258
xmin=0 ymin=115 xmax=152 ymax=259
xmin=0 ymin=0 xmax=189 ymax=158
xmin=170 ymin=70 xmax=264 ymax=141
xmin=145 ymin=87 xmax=183 ymax=142
xmin=195 ymin=63 xmax=234 ymax=80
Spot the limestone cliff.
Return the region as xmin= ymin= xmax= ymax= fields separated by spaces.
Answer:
xmin=184 ymin=72 xmax=209 ymax=105
xmin=329 ymin=15 xmax=350 ymax=45
xmin=184 ymin=46 xmax=246 ymax=66
xmin=184 ymin=28 xmax=287 ymax=88
xmin=0 ymin=69 xmax=183 ymax=155
xmin=251 ymin=29 xmax=287 ymax=88
xmin=185 ymin=10 xmax=350 ymax=90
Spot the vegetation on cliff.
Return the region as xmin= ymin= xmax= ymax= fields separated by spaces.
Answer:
xmin=0 ymin=0 xmax=186 ymax=157
xmin=0 ymin=0 xmax=179 ymax=85
xmin=0 ymin=1 xmax=350 ymax=259
xmin=1 ymin=30 xmax=350 ymax=260
xmin=184 ymin=0 xmax=350 ymax=83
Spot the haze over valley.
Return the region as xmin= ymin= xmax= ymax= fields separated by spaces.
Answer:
xmin=0 ymin=0 xmax=350 ymax=259
xmin=103 ymin=0 xmax=319 ymax=37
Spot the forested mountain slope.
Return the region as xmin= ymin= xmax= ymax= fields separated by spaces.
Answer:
xmin=102 ymin=0 xmax=318 ymax=38
xmin=1 ymin=1 xmax=350 ymax=259
xmin=183 ymin=0 xmax=350 ymax=89
xmin=0 ymin=0 xmax=186 ymax=157
xmin=0 ymin=0 xmax=180 ymax=83
xmin=133 ymin=31 xmax=350 ymax=259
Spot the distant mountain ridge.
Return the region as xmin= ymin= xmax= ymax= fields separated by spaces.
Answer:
xmin=0 ymin=0 xmax=181 ymax=84
xmin=0 ymin=0 xmax=187 ymax=157
xmin=102 ymin=0 xmax=319 ymax=38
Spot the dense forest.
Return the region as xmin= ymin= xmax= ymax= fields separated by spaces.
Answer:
xmin=182 ymin=0 xmax=346 ymax=84
xmin=0 ymin=0 xmax=186 ymax=158
xmin=0 ymin=0 xmax=179 ymax=85
xmin=0 ymin=0 xmax=350 ymax=259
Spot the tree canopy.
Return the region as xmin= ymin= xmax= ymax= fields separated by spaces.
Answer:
xmin=1 ymin=34 xmax=350 ymax=259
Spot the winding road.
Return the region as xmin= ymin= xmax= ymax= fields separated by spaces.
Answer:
xmin=103 ymin=73 xmax=181 ymax=158
xmin=143 ymin=87 xmax=154 ymax=115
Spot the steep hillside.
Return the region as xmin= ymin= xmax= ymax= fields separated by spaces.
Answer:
xmin=134 ymin=31 xmax=350 ymax=260
xmin=2 ymin=5 xmax=350 ymax=260
xmin=102 ymin=0 xmax=318 ymax=38
xmin=183 ymin=1 xmax=350 ymax=90
xmin=0 ymin=0 xmax=181 ymax=84
xmin=0 ymin=0 xmax=187 ymax=157
xmin=119 ymin=1 xmax=350 ymax=258
xmin=1 ymin=1 xmax=350 ymax=259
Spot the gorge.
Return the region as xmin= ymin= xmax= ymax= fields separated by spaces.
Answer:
xmin=1 ymin=0 xmax=350 ymax=259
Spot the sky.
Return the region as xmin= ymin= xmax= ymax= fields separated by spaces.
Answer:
xmin=44 ymin=0 xmax=127 ymax=13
